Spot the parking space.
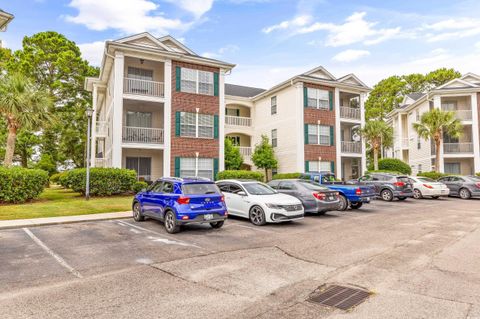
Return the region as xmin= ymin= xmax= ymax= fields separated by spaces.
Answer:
xmin=1 ymin=197 xmax=480 ymax=318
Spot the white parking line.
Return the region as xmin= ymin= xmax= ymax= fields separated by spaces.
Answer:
xmin=225 ymin=223 xmax=276 ymax=233
xmin=23 ymin=228 xmax=82 ymax=279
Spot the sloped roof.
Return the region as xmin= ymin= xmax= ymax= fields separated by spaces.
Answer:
xmin=225 ymin=83 xmax=266 ymax=98
xmin=406 ymin=92 xmax=425 ymax=101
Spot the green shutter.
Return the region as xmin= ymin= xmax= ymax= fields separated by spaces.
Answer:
xmin=330 ymin=161 xmax=335 ymax=174
xmin=303 ymin=87 xmax=308 ymax=108
xmin=213 ymin=158 xmax=219 ymax=180
xmin=175 ymin=112 xmax=181 ymax=136
xmin=330 ymin=126 xmax=334 ymax=146
xmin=213 ymin=72 xmax=219 ymax=96
xmin=329 ymin=91 xmax=333 ymax=110
xmin=175 ymin=66 xmax=181 ymax=92
xmin=174 ymin=157 xmax=180 ymax=177
xmin=214 ymin=115 xmax=219 ymax=139
xmin=304 ymin=124 xmax=309 ymax=144
xmin=305 ymin=161 xmax=309 ymax=173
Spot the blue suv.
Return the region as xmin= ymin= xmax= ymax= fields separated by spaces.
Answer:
xmin=132 ymin=177 xmax=228 ymax=233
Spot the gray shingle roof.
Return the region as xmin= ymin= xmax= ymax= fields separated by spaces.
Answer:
xmin=225 ymin=83 xmax=265 ymax=98
xmin=406 ymin=93 xmax=425 ymax=101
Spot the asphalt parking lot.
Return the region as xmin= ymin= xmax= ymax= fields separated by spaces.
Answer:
xmin=1 ymin=197 xmax=480 ymax=319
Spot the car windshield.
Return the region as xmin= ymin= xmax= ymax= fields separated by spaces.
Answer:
xmin=417 ymin=177 xmax=435 ymax=183
xmin=182 ymin=183 xmax=220 ymax=195
xmin=298 ymin=180 xmax=329 ymax=191
xmin=243 ymin=182 xmax=277 ymax=195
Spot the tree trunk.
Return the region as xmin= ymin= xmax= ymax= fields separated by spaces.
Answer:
xmin=265 ymin=168 xmax=269 ymax=182
xmin=21 ymin=151 xmax=28 ymax=168
xmin=4 ymin=125 xmax=17 ymax=167
xmin=373 ymin=146 xmax=379 ymax=171
xmin=435 ymin=139 xmax=441 ymax=173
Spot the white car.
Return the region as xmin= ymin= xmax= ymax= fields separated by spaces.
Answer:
xmin=408 ymin=176 xmax=450 ymax=199
xmin=216 ymin=180 xmax=304 ymax=225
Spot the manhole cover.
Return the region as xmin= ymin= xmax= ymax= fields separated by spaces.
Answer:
xmin=308 ymin=285 xmax=372 ymax=311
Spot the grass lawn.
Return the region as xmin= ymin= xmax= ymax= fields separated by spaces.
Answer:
xmin=0 ymin=186 xmax=133 ymax=220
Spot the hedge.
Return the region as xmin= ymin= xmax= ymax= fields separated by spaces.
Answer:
xmin=133 ymin=181 xmax=148 ymax=193
xmin=59 ymin=168 xmax=137 ymax=196
xmin=0 ymin=167 xmax=49 ymax=203
xmin=366 ymin=170 xmax=404 ymax=175
xmin=50 ymin=172 xmax=63 ymax=184
xmin=369 ymin=158 xmax=412 ymax=175
xmin=417 ymin=171 xmax=449 ymax=180
xmin=272 ymin=173 xmax=303 ymax=180
xmin=217 ymin=170 xmax=264 ymax=182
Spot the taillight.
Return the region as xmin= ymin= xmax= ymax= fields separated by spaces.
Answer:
xmin=394 ymin=181 xmax=405 ymax=187
xmin=475 ymin=182 xmax=480 ymax=189
xmin=355 ymin=188 xmax=362 ymax=195
xmin=423 ymin=184 xmax=433 ymax=189
xmin=220 ymin=195 xmax=225 ymax=202
xmin=177 ymin=197 xmax=190 ymax=205
xmin=313 ymin=192 xmax=326 ymax=200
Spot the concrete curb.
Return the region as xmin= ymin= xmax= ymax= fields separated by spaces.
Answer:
xmin=0 ymin=211 xmax=132 ymax=230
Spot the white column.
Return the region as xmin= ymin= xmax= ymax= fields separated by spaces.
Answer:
xmin=360 ymin=93 xmax=367 ymax=175
xmin=471 ymin=93 xmax=480 ymax=172
xmin=334 ymin=88 xmax=342 ymax=179
xmin=163 ymin=59 xmax=172 ymax=177
xmin=295 ymin=83 xmax=305 ymax=172
xmin=111 ymin=51 xmax=124 ymax=168
xmin=219 ymin=69 xmax=226 ymax=171
xmin=90 ymin=84 xmax=98 ymax=166
xmin=433 ymin=95 xmax=444 ymax=172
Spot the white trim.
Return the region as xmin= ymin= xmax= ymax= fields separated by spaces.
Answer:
xmin=436 ymin=78 xmax=479 ymax=90
xmin=337 ymin=73 xmax=369 ymax=89
xmin=219 ymin=69 xmax=226 ymax=171
xmin=90 ymin=84 xmax=98 ymax=166
xmin=295 ymin=83 xmax=305 ymax=172
xmin=303 ymin=66 xmax=336 ymax=81
xmin=163 ymin=59 xmax=172 ymax=177
xmin=471 ymin=93 xmax=480 ymax=172
xmin=157 ymin=35 xmax=197 ymax=55
xmin=116 ymin=32 xmax=171 ymax=51
xmin=112 ymin=52 xmax=124 ymax=168
xmin=334 ymin=87 xmax=341 ymax=178
xmin=360 ymin=93 xmax=367 ymax=174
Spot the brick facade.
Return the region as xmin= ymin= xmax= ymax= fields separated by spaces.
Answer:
xmin=170 ymin=61 xmax=220 ymax=176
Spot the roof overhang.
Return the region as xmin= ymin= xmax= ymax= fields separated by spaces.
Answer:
xmin=0 ymin=10 xmax=14 ymax=31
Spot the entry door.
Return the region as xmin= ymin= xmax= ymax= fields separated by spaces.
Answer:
xmin=126 ymin=157 xmax=152 ymax=181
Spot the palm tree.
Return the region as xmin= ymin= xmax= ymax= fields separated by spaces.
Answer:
xmin=413 ymin=108 xmax=462 ymax=173
xmin=0 ymin=73 xmax=53 ymax=167
xmin=360 ymin=120 xmax=393 ymax=171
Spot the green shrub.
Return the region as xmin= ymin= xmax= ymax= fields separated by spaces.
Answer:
xmin=60 ymin=168 xmax=137 ymax=196
xmin=50 ymin=172 xmax=63 ymax=184
xmin=35 ymin=154 xmax=57 ymax=176
xmin=0 ymin=167 xmax=49 ymax=203
xmin=272 ymin=172 xmax=303 ymax=180
xmin=373 ymin=158 xmax=412 ymax=175
xmin=133 ymin=181 xmax=148 ymax=193
xmin=476 ymin=172 xmax=480 ymax=177
xmin=366 ymin=169 xmax=403 ymax=175
xmin=217 ymin=170 xmax=264 ymax=182
xmin=417 ymin=171 xmax=449 ymax=180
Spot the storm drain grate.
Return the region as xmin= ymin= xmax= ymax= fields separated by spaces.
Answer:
xmin=308 ymin=285 xmax=372 ymax=311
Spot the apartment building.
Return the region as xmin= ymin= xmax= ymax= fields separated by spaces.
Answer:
xmin=0 ymin=9 xmax=14 ymax=48
xmin=386 ymin=73 xmax=480 ymax=175
xmin=225 ymin=67 xmax=370 ymax=180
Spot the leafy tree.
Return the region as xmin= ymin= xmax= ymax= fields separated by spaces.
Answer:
xmin=360 ymin=121 xmax=393 ymax=171
xmin=14 ymin=130 xmax=40 ymax=167
xmin=251 ymin=135 xmax=278 ymax=181
xmin=0 ymin=73 xmax=53 ymax=167
xmin=35 ymin=153 xmax=57 ymax=176
xmin=413 ymin=109 xmax=463 ymax=173
xmin=425 ymin=68 xmax=461 ymax=89
xmin=224 ymin=138 xmax=243 ymax=170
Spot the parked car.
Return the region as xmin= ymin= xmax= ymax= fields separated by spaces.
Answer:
xmin=132 ymin=177 xmax=228 ymax=233
xmin=268 ymin=179 xmax=340 ymax=214
xmin=355 ymin=173 xmax=414 ymax=201
xmin=302 ymin=172 xmax=375 ymax=210
xmin=437 ymin=175 xmax=480 ymax=199
xmin=408 ymin=176 xmax=450 ymax=199
xmin=216 ymin=180 xmax=304 ymax=225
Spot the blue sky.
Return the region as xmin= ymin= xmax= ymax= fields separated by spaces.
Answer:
xmin=1 ymin=0 xmax=480 ymax=88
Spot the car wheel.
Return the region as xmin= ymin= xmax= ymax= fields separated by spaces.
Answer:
xmin=337 ymin=195 xmax=349 ymax=211
xmin=164 ymin=211 xmax=181 ymax=234
xmin=459 ymin=188 xmax=471 ymax=200
xmin=431 ymin=196 xmax=440 ymax=199
xmin=132 ymin=202 xmax=145 ymax=222
xmin=249 ymin=205 xmax=267 ymax=226
xmin=380 ymin=189 xmax=393 ymax=201
xmin=413 ymin=189 xmax=423 ymax=199
xmin=350 ymin=202 xmax=363 ymax=209
xmin=210 ymin=221 xmax=224 ymax=229
xmin=397 ymin=197 xmax=407 ymax=201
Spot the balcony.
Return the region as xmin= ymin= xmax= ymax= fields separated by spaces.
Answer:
xmin=238 ymin=146 xmax=252 ymax=157
xmin=341 ymin=141 xmax=362 ymax=154
xmin=124 ymin=78 xmax=164 ymax=98
xmin=340 ymin=106 xmax=361 ymax=120
xmin=454 ymin=110 xmax=472 ymax=121
xmin=95 ymin=158 xmax=107 ymax=168
xmin=444 ymin=143 xmax=473 ymax=154
xmin=96 ymin=121 xmax=108 ymax=137
xmin=122 ymin=126 xmax=164 ymax=144
xmin=225 ymin=115 xmax=252 ymax=127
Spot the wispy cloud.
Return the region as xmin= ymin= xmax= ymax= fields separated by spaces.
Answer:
xmin=332 ymin=49 xmax=370 ymax=62
xmin=78 ymin=40 xmax=108 ymax=66
xmin=202 ymin=44 xmax=239 ymax=59
xmin=424 ymin=17 xmax=480 ymax=42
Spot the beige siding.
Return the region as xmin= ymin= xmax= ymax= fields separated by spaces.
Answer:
xmin=407 ymin=101 xmax=433 ymax=175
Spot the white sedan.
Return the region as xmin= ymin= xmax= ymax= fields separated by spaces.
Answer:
xmin=216 ymin=180 xmax=304 ymax=226
xmin=409 ymin=176 xmax=450 ymax=199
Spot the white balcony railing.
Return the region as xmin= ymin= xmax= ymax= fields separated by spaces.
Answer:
xmin=402 ymin=138 xmax=409 ymax=148
xmin=95 ymin=158 xmax=106 ymax=168
xmin=443 ymin=143 xmax=473 ymax=154
xmin=123 ymin=126 xmax=164 ymax=144
xmin=123 ymin=78 xmax=164 ymax=98
xmin=341 ymin=141 xmax=362 ymax=153
xmin=96 ymin=121 xmax=108 ymax=137
xmin=340 ymin=106 xmax=361 ymax=120
xmin=238 ymin=146 xmax=252 ymax=157
xmin=225 ymin=115 xmax=252 ymax=127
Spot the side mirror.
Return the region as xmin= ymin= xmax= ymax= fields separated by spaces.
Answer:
xmin=237 ymin=191 xmax=247 ymax=196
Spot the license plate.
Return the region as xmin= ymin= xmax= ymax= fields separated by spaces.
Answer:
xmin=204 ymin=214 xmax=213 ymax=220
xmin=328 ymin=196 xmax=335 ymax=201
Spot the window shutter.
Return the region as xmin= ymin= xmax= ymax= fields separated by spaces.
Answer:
xmin=330 ymin=161 xmax=335 ymax=174
xmin=304 ymin=124 xmax=309 ymax=144
xmin=213 ymin=158 xmax=219 ymax=180
xmin=305 ymin=161 xmax=309 ymax=173
xmin=175 ymin=112 xmax=181 ymax=136
xmin=303 ymin=87 xmax=308 ymax=108
xmin=213 ymin=115 xmax=219 ymax=139
xmin=174 ymin=157 xmax=180 ymax=177
xmin=329 ymin=126 xmax=334 ymax=146
xmin=213 ymin=72 xmax=219 ymax=96
xmin=175 ymin=66 xmax=181 ymax=92
xmin=329 ymin=91 xmax=333 ymax=110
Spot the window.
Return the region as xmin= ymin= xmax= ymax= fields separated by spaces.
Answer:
xmin=418 ymin=164 xmax=423 ymax=173
xmin=307 ymin=88 xmax=330 ymax=109
xmin=180 ymin=112 xmax=196 ymax=137
xmin=271 ymin=129 xmax=277 ymax=147
xmin=198 ymin=114 xmax=214 ymax=138
xmin=417 ymin=136 xmax=421 ymax=149
xmin=127 ymin=67 xmax=153 ymax=81
xmin=444 ymin=162 xmax=461 ymax=175
xmin=416 ymin=110 xmax=420 ymax=121
xmin=279 ymin=181 xmax=296 ymax=190
xmin=126 ymin=157 xmax=152 ymax=181
xmin=197 ymin=158 xmax=214 ymax=179
xmin=271 ymin=96 xmax=277 ymax=115
xmin=180 ymin=68 xmax=214 ymax=96
xmin=179 ymin=112 xmax=215 ymax=138
xmin=182 ymin=183 xmax=220 ymax=195
xmin=228 ymin=136 xmax=240 ymax=146
xmin=307 ymin=161 xmax=331 ymax=172
xmin=179 ymin=158 xmax=196 ymax=177
xmin=226 ymin=108 xmax=239 ymax=116
xmin=161 ymin=182 xmax=174 ymax=194
xmin=179 ymin=157 xmax=214 ymax=180
xmin=442 ymin=101 xmax=457 ymax=111
xmin=307 ymin=124 xmax=330 ymax=145
xmin=126 ymin=111 xmax=152 ymax=128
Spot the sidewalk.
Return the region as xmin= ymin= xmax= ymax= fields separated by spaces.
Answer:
xmin=0 ymin=211 xmax=131 ymax=230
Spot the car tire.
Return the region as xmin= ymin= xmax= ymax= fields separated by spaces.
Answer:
xmin=210 ymin=221 xmax=224 ymax=229
xmin=337 ymin=195 xmax=349 ymax=211
xmin=132 ymin=202 xmax=145 ymax=222
xmin=164 ymin=211 xmax=181 ymax=234
xmin=397 ymin=197 xmax=407 ymax=201
xmin=380 ymin=189 xmax=394 ymax=201
xmin=249 ymin=205 xmax=267 ymax=226
xmin=350 ymin=202 xmax=363 ymax=209
xmin=459 ymin=188 xmax=471 ymax=200
xmin=413 ymin=189 xmax=423 ymax=199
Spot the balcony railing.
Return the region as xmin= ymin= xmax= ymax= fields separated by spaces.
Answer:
xmin=238 ymin=146 xmax=252 ymax=157
xmin=124 ymin=77 xmax=164 ymax=98
xmin=341 ymin=141 xmax=362 ymax=153
xmin=123 ymin=126 xmax=164 ymax=144
xmin=340 ymin=106 xmax=361 ymax=120
xmin=96 ymin=121 xmax=108 ymax=137
xmin=225 ymin=115 xmax=252 ymax=127
xmin=444 ymin=142 xmax=473 ymax=154
xmin=95 ymin=158 xmax=106 ymax=168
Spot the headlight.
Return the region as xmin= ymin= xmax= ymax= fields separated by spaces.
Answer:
xmin=266 ymin=203 xmax=282 ymax=209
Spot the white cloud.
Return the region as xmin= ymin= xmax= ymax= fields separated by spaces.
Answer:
xmin=332 ymin=49 xmax=370 ymax=62
xmin=424 ymin=17 xmax=480 ymax=42
xmin=202 ymin=44 xmax=239 ymax=59
xmin=475 ymin=41 xmax=480 ymax=50
xmin=164 ymin=0 xmax=213 ymax=18
xmin=78 ymin=40 xmax=107 ymax=66
xmin=262 ymin=15 xmax=312 ymax=34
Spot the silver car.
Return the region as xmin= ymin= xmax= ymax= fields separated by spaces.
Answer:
xmin=437 ymin=175 xmax=480 ymax=199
